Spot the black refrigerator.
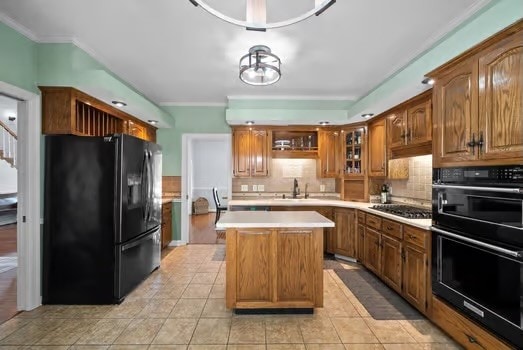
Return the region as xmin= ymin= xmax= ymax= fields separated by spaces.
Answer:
xmin=43 ymin=134 xmax=162 ymax=304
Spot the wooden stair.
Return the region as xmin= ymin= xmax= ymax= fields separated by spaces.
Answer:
xmin=0 ymin=120 xmax=17 ymax=169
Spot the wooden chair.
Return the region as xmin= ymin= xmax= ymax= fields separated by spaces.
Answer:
xmin=212 ymin=187 xmax=227 ymax=224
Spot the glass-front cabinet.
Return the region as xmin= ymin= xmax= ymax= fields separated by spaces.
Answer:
xmin=342 ymin=126 xmax=366 ymax=177
xmin=272 ymin=130 xmax=318 ymax=158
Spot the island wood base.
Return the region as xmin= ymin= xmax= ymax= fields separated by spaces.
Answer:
xmin=226 ymin=227 xmax=324 ymax=310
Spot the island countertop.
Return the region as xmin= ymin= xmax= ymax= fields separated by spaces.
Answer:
xmin=216 ymin=210 xmax=335 ymax=229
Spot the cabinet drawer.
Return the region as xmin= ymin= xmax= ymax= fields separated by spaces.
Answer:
xmin=366 ymin=214 xmax=382 ymax=231
xmin=404 ymin=226 xmax=427 ymax=249
xmin=432 ymin=296 xmax=512 ymax=350
xmin=382 ymin=219 xmax=403 ymax=239
xmin=357 ymin=210 xmax=366 ymax=222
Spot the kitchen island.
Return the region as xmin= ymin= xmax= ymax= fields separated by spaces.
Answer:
xmin=216 ymin=210 xmax=334 ymax=311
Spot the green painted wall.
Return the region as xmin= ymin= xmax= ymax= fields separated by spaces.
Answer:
xmin=0 ymin=22 xmax=37 ymax=93
xmin=348 ymin=0 xmax=523 ymax=117
xmin=157 ymin=106 xmax=230 ymax=175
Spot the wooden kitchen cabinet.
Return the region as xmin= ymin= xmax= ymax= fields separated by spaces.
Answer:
xmin=429 ymin=20 xmax=523 ymax=167
xmin=356 ymin=211 xmax=366 ymax=262
xmin=39 ymin=86 xmax=157 ymax=142
xmin=388 ymin=110 xmax=406 ymax=149
xmin=232 ymin=127 xmax=270 ymax=177
xmin=406 ymin=98 xmax=432 ymax=146
xmin=364 ymin=227 xmax=381 ymax=275
xmin=380 ymin=234 xmax=402 ymax=293
xmin=334 ymin=208 xmax=356 ymax=258
xmin=161 ymin=202 xmax=172 ymax=249
xmin=368 ymin=118 xmax=387 ymax=177
xmin=318 ymin=129 xmax=341 ymax=178
xmin=402 ymin=244 xmax=427 ymax=311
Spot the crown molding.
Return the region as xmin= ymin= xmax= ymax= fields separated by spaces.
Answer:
xmin=160 ymin=102 xmax=227 ymax=107
xmin=0 ymin=12 xmax=38 ymax=41
xmin=227 ymin=95 xmax=357 ymax=101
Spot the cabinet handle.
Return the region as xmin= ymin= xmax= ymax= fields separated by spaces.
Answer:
xmin=386 ymin=226 xmax=394 ymax=231
xmin=465 ymin=333 xmax=484 ymax=349
xmin=477 ymin=131 xmax=484 ymax=156
xmin=467 ymin=133 xmax=476 ymax=155
xmin=407 ymin=234 xmax=415 ymax=239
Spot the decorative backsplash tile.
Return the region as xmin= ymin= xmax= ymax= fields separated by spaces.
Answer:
xmin=163 ymin=176 xmax=181 ymax=197
xmin=389 ymin=155 xmax=432 ymax=201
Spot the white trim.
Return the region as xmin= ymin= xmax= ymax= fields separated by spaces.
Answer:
xmin=0 ymin=81 xmax=41 ymax=311
xmin=160 ymin=102 xmax=227 ymax=107
xmin=0 ymin=13 xmax=38 ymax=41
xmin=227 ymin=95 xmax=357 ymax=101
xmin=168 ymin=240 xmax=187 ymax=247
xmin=181 ymin=133 xmax=232 ymax=244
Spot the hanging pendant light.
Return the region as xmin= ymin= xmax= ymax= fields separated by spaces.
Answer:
xmin=239 ymin=45 xmax=281 ymax=86
xmin=189 ymin=0 xmax=336 ymax=31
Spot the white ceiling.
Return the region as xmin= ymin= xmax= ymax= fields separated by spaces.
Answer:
xmin=0 ymin=0 xmax=489 ymax=106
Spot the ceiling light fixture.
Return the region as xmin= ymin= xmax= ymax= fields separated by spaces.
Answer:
xmin=421 ymin=77 xmax=435 ymax=85
xmin=245 ymin=121 xmax=255 ymax=125
xmin=319 ymin=121 xmax=330 ymax=126
xmin=112 ymin=100 xmax=127 ymax=107
xmin=148 ymin=120 xmax=159 ymax=125
xmin=189 ymin=0 xmax=336 ymax=31
xmin=240 ymin=45 xmax=281 ymax=86
xmin=361 ymin=113 xmax=374 ymax=118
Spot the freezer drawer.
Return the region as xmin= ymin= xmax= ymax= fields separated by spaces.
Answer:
xmin=116 ymin=227 xmax=161 ymax=301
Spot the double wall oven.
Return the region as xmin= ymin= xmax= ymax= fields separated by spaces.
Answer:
xmin=431 ymin=165 xmax=523 ymax=348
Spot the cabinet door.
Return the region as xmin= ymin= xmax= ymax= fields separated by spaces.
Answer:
xmin=364 ymin=228 xmax=381 ymax=275
xmin=389 ymin=111 xmax=406 ymax=148
xmin=478 ymin=34 xmax=523 ymax=162
xmin=380 ymin=235 xmax=402 ymax=293
xmin=433 ymin=58 xmax=478 ymax=166
xmin=334 ymin=209 xmax=355 ymax=257
xmin=368 ymin=119 xmax=387 ymax=177
xmin=407 ymin=99 xmax=432 ymax=145
xmin=356 ymin=223 xmax=365 ymax=263
xmin=233 ymin=130 xmax=251 ymax=177
xmin=250 ymin=129 xmax=270 ymax=177
xmin=318 ymin=130 xmax=340 ymax=178
xmin=402 ymin=245 xmax=427 ymax=312
xmin=277 ymin=230 xmax=315 ymax=303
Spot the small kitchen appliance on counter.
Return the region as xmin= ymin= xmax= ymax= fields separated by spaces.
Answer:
xmin=43 ymin=134 xmax=162 ymax=304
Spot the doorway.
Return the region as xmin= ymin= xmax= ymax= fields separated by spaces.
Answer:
xmin=0 ymin=81 xmax=42 ymax=320
xmin=181 ymin=134 xmax=231 ymax=245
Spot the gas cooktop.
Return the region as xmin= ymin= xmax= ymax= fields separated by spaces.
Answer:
xmin=371 ymin=204 xmax=432 ymax=219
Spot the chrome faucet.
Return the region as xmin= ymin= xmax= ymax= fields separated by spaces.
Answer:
xmin=292 ymin=178 xmax=300 ymax=198
xmin=304 ymin=183 xmax=309 ymax=199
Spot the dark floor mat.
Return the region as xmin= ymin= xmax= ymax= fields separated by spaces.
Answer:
xmin=212 ymin=246 xmax=226 ymax=261
xmin=335 ymin=268 xmax=424 ymax=320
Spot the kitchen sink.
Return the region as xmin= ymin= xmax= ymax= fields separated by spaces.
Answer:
xmin=273 ymin=198 xmax=320 ymax=201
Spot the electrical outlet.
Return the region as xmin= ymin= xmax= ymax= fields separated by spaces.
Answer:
xmin=241 ymin=185 xmax=248 ymax=192
xmin=252 ymin=185 xmax=258 ymax=192
xmin=320 ymin=184 xmax=326 ymax=192
xmin=258 ymin=185 xmax=264 ymax=192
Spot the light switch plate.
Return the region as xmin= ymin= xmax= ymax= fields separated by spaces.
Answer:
xmin=241 ymin=185 xmax=248 ymax=192
xmin=252 ymin=185 xmax=258 ymax=192
xmin=320 ymin=184 xmax=326 ymax=192
xmin=258 ymin=185 xmax=264 ymax=192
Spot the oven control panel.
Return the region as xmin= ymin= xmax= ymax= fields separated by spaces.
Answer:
xmin=434 ymin=166 xmax=523 ymax=184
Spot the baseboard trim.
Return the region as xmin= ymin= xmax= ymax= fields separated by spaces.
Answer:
xmin=334 ymin=254 xmax=358 ymax=263
xmin=168 ymin=240 xmax=187 ymax=247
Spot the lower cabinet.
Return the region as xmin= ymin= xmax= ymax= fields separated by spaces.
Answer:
xmin=402 ymin=244 xmax=427 ymax=311
xmin=161 ymin=202 xmax=172 ymax=249
xmin=334 ymin=208 xmax=356 ymax=257
xmin=364 ymin=227 xmax=381 ymax=275
xmin=380 ymin=234 xmax=402 ymax=293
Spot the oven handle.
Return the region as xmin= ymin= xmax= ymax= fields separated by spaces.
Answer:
xmin=432 ymin=184 xmax=522 ymax=194
xmin=431 ymin=227 xmax=523 ymax=259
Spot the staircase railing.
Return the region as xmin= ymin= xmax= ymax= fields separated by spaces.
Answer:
xmin=0 ymin=120 xmax=17 ymax=168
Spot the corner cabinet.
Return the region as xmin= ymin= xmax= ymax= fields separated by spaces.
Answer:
xmin=318 ymin=129 xmax=341 ymax=178
xmin=368 ymin=118 xmax=387 ymax=177
xmin=232 ymin=127 xmax=270 ymax=177
xmin=429 ymin=20 xmax=523 ymax=167
xmin=39 ymin=86 xmax=157 ymax=142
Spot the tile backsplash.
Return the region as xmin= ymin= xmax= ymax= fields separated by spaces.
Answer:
xmin=388 ymin=155 xmax=432 ymax=202
xmin=232 ymin=159 xmax=336 ymax=194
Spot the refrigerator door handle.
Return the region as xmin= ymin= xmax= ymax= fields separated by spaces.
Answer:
xmin=141 ymin=150 xmax=148 ymax=220
xmin=147 ymin=150 xmax=153 ymax=221
xmin=121 ymin=230 xmax=155 ymax=252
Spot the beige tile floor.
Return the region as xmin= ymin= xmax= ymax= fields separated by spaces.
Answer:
xmin=0 ymin=245 xmax=462 ymax=349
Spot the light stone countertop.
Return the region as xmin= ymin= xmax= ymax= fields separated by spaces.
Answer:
xmin=216 ymin=210 xmax=335 ymax=229
xmin=228 ymin=199 xmax=432 ymax=230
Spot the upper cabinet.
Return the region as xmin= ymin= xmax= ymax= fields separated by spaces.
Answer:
xmin=341 ymin=125 xmax=366 ymax=177
xmin=272 ymin=130 xmax=318 ymax=159
xmin=318 ymin=129 xmax=341 ymax=178
xmin=386 ymin=90 xmax=432 ymax=159
xmin=232 ymin=127 xmax=270 ymax=178
xmin=429 ymin=20 xmax=523 ymax=167
xmin=39 ymin=87 xmax=157 ymax=142
xmin=368 ymin=118 xmax=387 ymax=177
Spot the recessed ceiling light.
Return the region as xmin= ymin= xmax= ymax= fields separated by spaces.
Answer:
xmin=361 ymin=113 xmax=374 ymax=118
xmin=112 ymin=100 xmax=127 ymax=107
xmin=421 ymin=77 xmax=435 ymax=85
xmin=148 ymin=120 xmax=158 ymax=125
xmin=319 ymin=121 xmax=329 ymax=126
xmin=245 ymin=121 xmax=255 ymax=125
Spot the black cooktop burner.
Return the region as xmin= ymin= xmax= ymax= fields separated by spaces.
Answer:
xmin=371 ymin=204 xmax=432 ymax=219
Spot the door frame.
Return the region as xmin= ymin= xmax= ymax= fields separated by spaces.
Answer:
xmin=0 ymin=81 xmax=41 ymax=311
xmin=180 ymin=133 xmax=232 ymax=245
